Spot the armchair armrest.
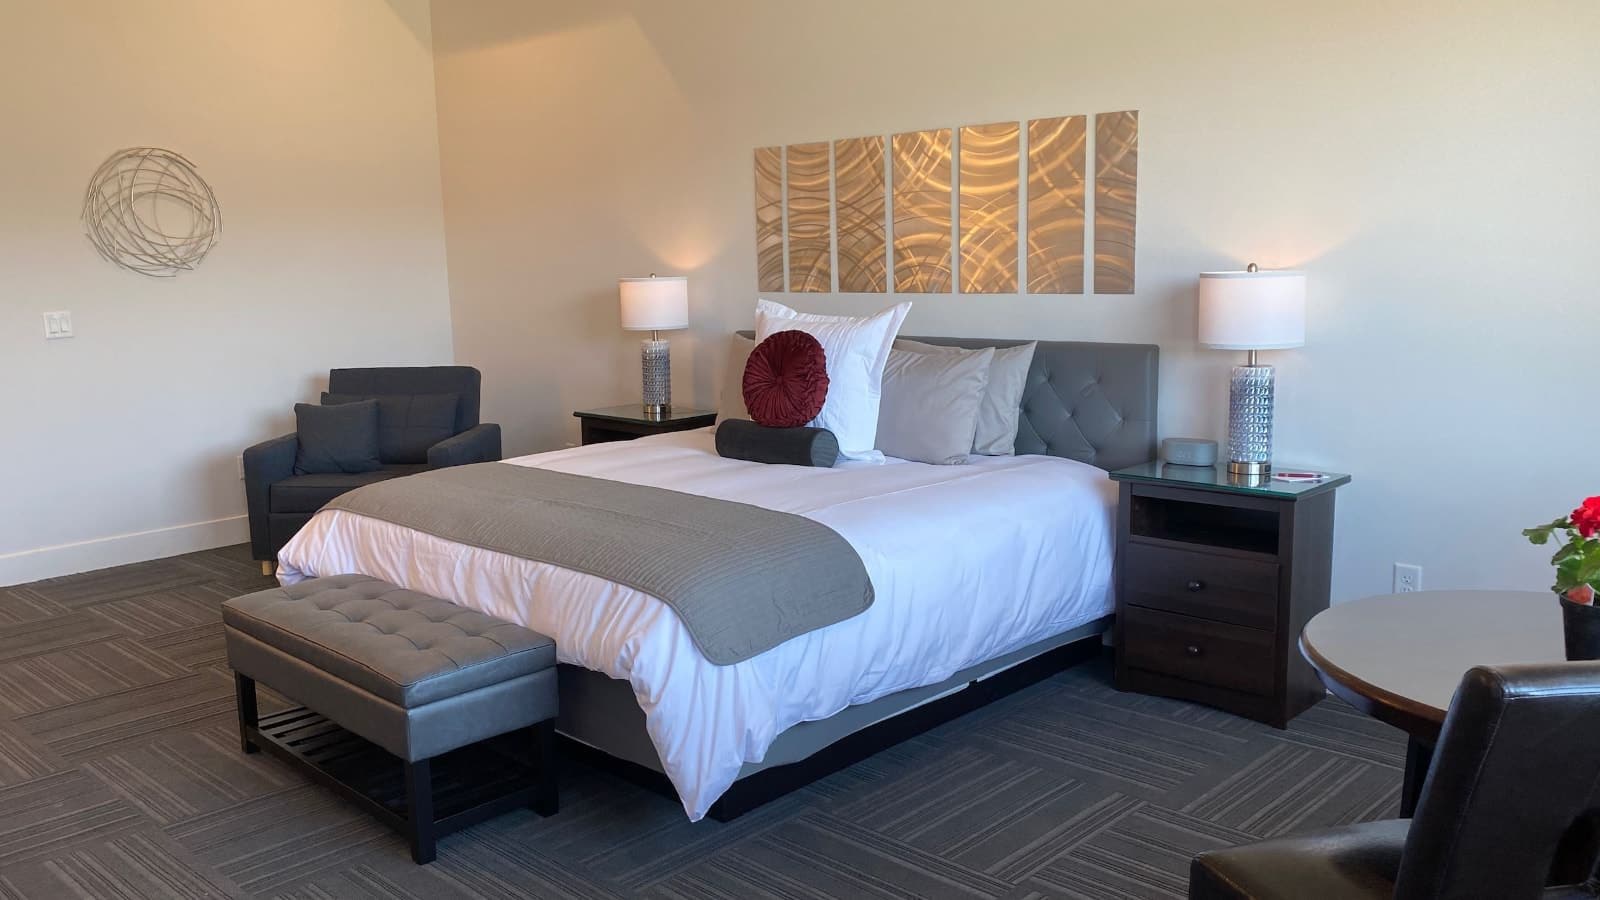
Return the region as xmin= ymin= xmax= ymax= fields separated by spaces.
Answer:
xmin=244 ymin=433 xmax=298 ymax=561
xmin=428 ymin=423 xmax=502 ymax=469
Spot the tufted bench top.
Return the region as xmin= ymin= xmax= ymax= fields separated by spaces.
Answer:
xmin=223 ymin=574 xmax=555 ymax=708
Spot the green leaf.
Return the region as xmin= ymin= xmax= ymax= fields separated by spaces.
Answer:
xmin=1527 ymin=518 xmax=1575 ymax=546
xmin=1557 ymin=555 xmax=1585 ymax=593
xmin=1555 ymin=543 xmax=1600 ymax=593
xmin=1554 ymin=539 xmax=1587 ymax=565
xmin=1575 ymin=545 xmax=1600 ymax=587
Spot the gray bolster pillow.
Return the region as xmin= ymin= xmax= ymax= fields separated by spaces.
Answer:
xmin=715 ymin=419 xmax=839 ymax=467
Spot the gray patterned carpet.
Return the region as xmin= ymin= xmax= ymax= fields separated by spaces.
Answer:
xmin=0 ymin=544 xmax=1406 ymax=899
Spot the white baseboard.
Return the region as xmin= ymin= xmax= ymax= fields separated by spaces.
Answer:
xmin=0 ymin=515 xmax=250 ymax=587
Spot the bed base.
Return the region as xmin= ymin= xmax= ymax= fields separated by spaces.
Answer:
xmin=560 ymin=633 xmax=1104 ymax=822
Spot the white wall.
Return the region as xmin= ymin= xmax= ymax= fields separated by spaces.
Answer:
xmin=431 ymin=0 xmax=1600 ymax=605
xmin=0 ymin=1 xmax=455 ymax=583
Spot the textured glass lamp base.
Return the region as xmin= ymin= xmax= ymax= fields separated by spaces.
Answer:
xmin=1227 ymin=363 xmax=1275 ymax=474
xmin=641 ymin=338 xmax=671 ymax=418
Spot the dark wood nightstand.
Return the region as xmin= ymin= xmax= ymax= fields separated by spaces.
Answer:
xmin=573 ymin=405 xmax=717 ymax=446
xmin=1108 ymin=462 xmax=1351 ymax=728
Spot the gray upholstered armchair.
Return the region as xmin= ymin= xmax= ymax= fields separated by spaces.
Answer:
xmin=244 ymin=366 xmax=500 ymax=572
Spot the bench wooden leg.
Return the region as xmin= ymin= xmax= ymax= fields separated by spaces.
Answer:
xmin=404 ymin=758 xmax=436 ymax=864
xmin=531 ymin=719 xmax=559 ymax=817
xmin=234 ymin=673 xmax=259 ymax=755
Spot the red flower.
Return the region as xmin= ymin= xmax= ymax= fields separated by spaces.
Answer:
xmin=1573 ymin=496 xmax=1600 ymax=539
xmin=1569 ymin=584 xmax=1597 ymax=605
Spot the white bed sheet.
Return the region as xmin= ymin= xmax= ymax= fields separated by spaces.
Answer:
xmin=278 ymin=428 xmax=1117 ymax=820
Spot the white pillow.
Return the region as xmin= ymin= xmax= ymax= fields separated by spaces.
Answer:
xmin=894 ymin=339 xmax=1037 ymax=455
xmin=754 ymin=299 xmax=912 ymax=461
xmin=716 ymin=333 xmax=756 ymax=424
xmin=877 ymin=346 xmax=994 ymax=464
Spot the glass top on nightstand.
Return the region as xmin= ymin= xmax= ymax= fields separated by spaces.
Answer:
xmin=572 ymin=405 xmax=717 ymax=426
xmin=1109 ymin=461 xmax=1351 ymax=499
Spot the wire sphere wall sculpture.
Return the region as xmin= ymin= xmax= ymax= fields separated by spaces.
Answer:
xmin=82 ymin=148 xmax=222 ymax=277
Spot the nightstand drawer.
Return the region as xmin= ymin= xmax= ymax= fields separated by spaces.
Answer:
xmin=1121 ymin=606 xmax=1276 ymax=697
xmin=1124 ymin=542 xmax=1279 ymax=630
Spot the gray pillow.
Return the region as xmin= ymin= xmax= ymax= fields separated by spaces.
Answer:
xmin=894 ymin=339 xmax=1036 ymax=455
xmin=293 ymin=400 xmax=382 ymax=475
xmin=715 ymin=419 xmax=839 ymax=467
xmin=875 ymin=346 xmax=994 ymax=464
xmin=322 ymin=392 xmax=459 ymax=464
xmin=716 ymin=333 xmax=757 ymax=425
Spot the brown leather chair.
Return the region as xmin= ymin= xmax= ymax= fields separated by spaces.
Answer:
xmin=1189 ymin=663 xmax=1600 ymax=899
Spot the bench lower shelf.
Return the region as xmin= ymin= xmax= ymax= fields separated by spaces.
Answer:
xmin=239 ymin=684 xmax=556 ymax=864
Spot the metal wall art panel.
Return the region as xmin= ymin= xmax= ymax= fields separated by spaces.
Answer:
xmin=1025 ymin=115 xmax=1087 ymax=294
xmin=754 ymin=109 xmax=1136 ymax=296
xmin=786 ymin=142 xmax=832 ymax=292
xmin=832 ymin=136 xmax=888 ymax=293
xmin=891 ymin=128 xmax=953 ymax=293
xmin=957 ymin=122 xmax=1020 ymax=294
xmin=754 ymin=146 xmax=785 ymax=292
xmin=1093 ymin=110 xmax=1139 ymax=294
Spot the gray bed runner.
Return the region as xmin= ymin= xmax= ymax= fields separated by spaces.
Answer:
xmin=324 ymin=463 xmax=874 ymax=665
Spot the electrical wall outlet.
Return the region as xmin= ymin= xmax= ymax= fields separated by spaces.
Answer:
xmin=1394 ymin=563 xmax=1423 ymax=593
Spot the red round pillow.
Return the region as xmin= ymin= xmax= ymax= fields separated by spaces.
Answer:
xmin=742 ymin=330 xmax=830 ymax=428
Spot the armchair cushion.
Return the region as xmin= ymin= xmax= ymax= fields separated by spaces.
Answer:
xmin=328 ymin=367 xmax=480 ymax=434
xmin=427 ymin=423 xmax=502 ymax=469
xmin=270 ymin=465 xmax=426 ymax=514
xmin=1188 ymin=819 xmax=1407 ymax=900
xmin=322 ymin=392 xmax=460 ymax=465
xmin=293 ymin=400 xmax=382 ymax=475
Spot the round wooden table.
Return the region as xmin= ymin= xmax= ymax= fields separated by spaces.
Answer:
xmin=1299 ymin=589 xmax=1563 ymax=815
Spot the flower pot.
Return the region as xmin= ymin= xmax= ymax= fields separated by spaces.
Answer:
xmin=1560 ymin=595 xmax=1600 ymax=661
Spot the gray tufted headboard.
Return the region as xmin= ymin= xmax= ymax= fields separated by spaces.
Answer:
xmin=904 ymin=337 xmax=1157 ymax=471
xmin=737 ymin=332 xmax=1158 ymax=471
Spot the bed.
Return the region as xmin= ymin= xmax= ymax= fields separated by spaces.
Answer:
xmin=277 ymin=336 xmax=1158 ymax=821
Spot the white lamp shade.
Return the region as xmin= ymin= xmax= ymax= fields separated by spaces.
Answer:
xmin=1197 ymin=269 xmax=1307 ymax=350
xmin=619 ymin=275 xmax=689 ymax=331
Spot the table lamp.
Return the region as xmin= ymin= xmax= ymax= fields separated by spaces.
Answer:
xmin=1198 ymin=264 xmax=1306 ymax=476
xmin=619 ymin=274 xmax=689 ymax=418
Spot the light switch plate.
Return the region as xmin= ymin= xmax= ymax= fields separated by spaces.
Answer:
xmin=43 ymin=311 xmax=73 ymax=339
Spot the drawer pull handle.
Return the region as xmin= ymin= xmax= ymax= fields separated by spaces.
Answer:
xmin=1184 ymin=644 xmax=1203 ymax=657
xmin=1186 ymin=579 xmax=1205 ymax=592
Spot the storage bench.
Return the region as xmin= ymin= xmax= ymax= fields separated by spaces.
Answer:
xmin=224 ymin=574 xmax=558 ymax=863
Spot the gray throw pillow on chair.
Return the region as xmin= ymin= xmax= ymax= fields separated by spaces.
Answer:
xmin=293 ymin=399 xmax=382 ymax=475
xmin=322 ymin=392 xmax=459 ymax=464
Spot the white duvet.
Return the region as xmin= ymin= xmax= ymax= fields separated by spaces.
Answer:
xmin=278 ymin=429 xmax=1117 ymax=820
